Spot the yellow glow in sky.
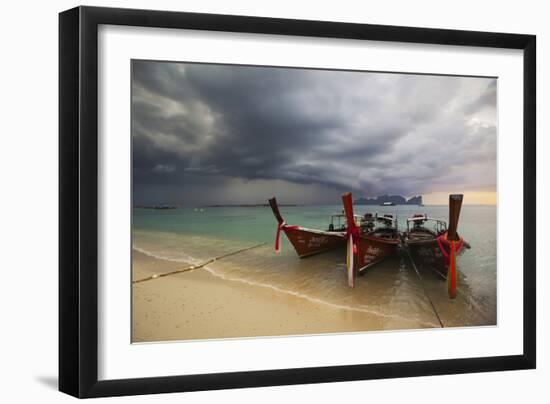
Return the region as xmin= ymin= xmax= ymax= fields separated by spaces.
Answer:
xmin=423 ymin=191 xmax=496 ymax=205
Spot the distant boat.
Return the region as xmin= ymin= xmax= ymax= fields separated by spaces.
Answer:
xmin=402 ymin=194 xmax=470 ymax=298
xmin=268 ymin=197 xmax=358 ymax=258
xmin=341 ymin=193 xmax=401 ymax=287
xmin=380 ymin=201 xmax=395 ymax=206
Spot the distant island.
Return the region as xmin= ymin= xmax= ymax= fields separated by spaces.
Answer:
xmin=134 ymin=205 xmax=180 ymax=209
xmin=354 ymin=195 xmax=423 ymax=206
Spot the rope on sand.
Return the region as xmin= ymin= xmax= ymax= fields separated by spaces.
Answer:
xmin=403 ymin=248 xmax=445 ymax=328
xmin=132 ymin=242 xmax=267 ymax=284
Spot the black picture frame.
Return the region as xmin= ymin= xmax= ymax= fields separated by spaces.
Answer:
xmin=59 ymin=6 xmax=536 ymax=398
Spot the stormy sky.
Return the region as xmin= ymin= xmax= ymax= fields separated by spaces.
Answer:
xmin=132 ymin=60 xmax=497 ymax=206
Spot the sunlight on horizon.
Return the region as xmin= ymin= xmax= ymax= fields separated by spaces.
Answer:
xmin=423 ymin=191 xmax=496 ymax=205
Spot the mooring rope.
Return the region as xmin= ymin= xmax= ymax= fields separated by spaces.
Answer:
xmin=133 ymin=242 xmax=267 ymax=284
xmin=403 ymin=248 xmax=445 ymax=328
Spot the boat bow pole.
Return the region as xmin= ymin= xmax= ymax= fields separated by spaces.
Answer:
xmin=342 ymin=193 xmax=359 ymax=288
xmin=445 ymin=194 xmax=464 ymax=299
xmin=269 ymin=197 xmax=286 ymax=252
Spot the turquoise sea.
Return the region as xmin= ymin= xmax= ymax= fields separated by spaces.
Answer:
xmin=133 ymin=204 xmax=497 ymax=329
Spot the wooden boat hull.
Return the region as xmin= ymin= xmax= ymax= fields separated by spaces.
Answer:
xmin=269 ymin=197 xmax=346 ymax=258
xmin=282 ymin=226 xmax=345 ymax=258
xmin=354 ymin=234 xmax=400 ymax=273
xmin=407 ymin=239 xmax=447 ymax=276
xmin=406 ymin=238 xmax=464 ymax=278
xmin=403 ymin=195 xmax=467 ymax=298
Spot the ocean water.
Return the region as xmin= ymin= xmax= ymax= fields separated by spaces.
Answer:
xmin=133 ymin=205 xmax=497 ymax=329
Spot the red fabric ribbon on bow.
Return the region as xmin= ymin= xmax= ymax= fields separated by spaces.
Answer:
xmin=436 ymin=232 xmax=464 ymax=299
xmin=436 ymin=233 xmax=464 ymax=265
xmin=275 ymin=222 xmax=286 ymax=252
xmin=274 ymin=222 xmax=299 ymax=252
xmin=346 ymin=226 xmax=360 ymax=252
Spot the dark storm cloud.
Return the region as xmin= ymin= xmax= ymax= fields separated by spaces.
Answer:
xmin=132 ymin=60 xmax=497 ymax=205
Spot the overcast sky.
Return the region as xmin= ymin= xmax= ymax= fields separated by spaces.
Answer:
xmin=132 ymin=60 xmax=496 ymax=206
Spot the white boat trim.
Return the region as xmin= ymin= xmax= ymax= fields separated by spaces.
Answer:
xmin=285 ymin=226 xmax=346 ymax=237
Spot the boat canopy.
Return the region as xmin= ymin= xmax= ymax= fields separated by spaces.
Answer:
xmin=407 ymin=214 xmax=428 ymax=223
xmin=406 ymin=215 xmax=447 ymax=233
xmin=358 ymin=212 xmax=398 ymax=229
xmin=329 ymin=213 xmax=363 ymax=230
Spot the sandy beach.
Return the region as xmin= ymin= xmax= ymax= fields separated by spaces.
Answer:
xmin=132 ymin=248 xmax=438 ymax=343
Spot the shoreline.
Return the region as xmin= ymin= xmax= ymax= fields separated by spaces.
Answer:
xmin=132 ymin=248 xmax=434 ymax=342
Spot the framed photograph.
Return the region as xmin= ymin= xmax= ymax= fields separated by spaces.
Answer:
xmin=59 ymin=6 xmax=536 ymax=398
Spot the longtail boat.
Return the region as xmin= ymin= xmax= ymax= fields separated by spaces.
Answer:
xmin=341 ymin=192 xmax=401 ymax=288
xmin=268 ymin=197 xmax=353 ymax=258
xmin=402 ymin=194 xmax=469 ymax=298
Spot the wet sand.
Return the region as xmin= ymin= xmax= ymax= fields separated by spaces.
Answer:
xmin=132 ymin=249 xmax=435 ymax=342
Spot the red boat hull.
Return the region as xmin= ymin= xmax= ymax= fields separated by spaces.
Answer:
xmin=354 ymin=234 xmax=400 ymax=272
xmin=407 ymin=238 xmax=464 ymax=278
xmin=283 ymin=227 xmax=345 ymax=258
